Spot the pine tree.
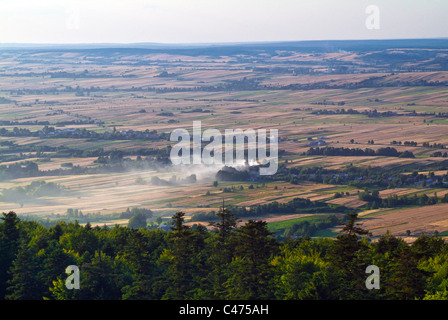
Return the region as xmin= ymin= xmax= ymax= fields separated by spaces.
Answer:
xmin=76 ymin=253 xmax=124 ymax=300
xmin=209 ymin=208 xmax=240 ymax=298
xmin=0 ymin=212 xmax=20 ymax=299
xmin=224 ymin=220 xmax=278 ymax=299
xmin=40 ymin=240 xmax=74 ymax=298
xmin=5 ymin=240 xmax=46 ymax=300
xmin=326 ymin=213 xmax=373 ymax=299
xmin=121 ymin=229 xmax=160 ymax=299
xmin=158 ymin=212 xmax=210 ymax=299
xmin=385 ymin=248 xmax=429 ymax=299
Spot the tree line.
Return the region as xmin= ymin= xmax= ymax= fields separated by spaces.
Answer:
xmin=1 ymin=210 xmax=448 ymax=300
xmin=274 ymin=161 xmax=448 ymax=189
xmin=190 ymin=197 xmax=353 ymax=223
xmin=358 ymin=190 xmax=448 ymax=210
xmin=305 ymin=146 xmax=415 ymax=158
xmin=0 ymin=126 xmax=169 ymax=141
xmin=0 ymin=147 xmax=172 ymax=180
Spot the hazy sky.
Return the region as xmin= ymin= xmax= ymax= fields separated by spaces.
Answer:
xmin=0 ymin=0 xmax=447 ymax=44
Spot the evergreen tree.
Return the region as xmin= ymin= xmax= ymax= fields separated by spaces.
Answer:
xmin=158 ymin=212 xmax=210 ymax=299
xmin=58 ymin=221 xmax=99 ymax=255
xmin=121 ymin=229 xmax=162 ymax=299
xmin=78 ymin=253 xmax=124 ymax=300
xmin=224 ymin=220 xmax=278 ymax=299
xmin=384 ymin=248 xmax=429 ymax=299
xmin=5 ymin=240 xmax=46 ymax=300
xmin=410 ymin=233 xmax=446 ymax=261
xmin=208 ymin=208 xmax=240 ymax=298
xmin=39 ymin=240 xmax=74 ymax=298
xmin=0 ymin=212 xmax=20 ymax=299
xmin=51 ymin=251 xmax=125 ymax=300
xmin=326 ymin=213 xmax=373 ymax=299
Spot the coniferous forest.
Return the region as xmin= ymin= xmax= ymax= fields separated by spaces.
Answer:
xmin=1 ymin=210 xmax=447 ymax=300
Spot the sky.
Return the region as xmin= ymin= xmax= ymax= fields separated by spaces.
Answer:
xmin=0 ymin=0 xmax=447 ymax=44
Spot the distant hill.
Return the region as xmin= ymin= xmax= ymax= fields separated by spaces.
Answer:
xmin=1 ymin=38 xmax=448 ymax=56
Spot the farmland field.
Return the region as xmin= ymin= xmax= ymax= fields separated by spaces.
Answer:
xmin=359 ymin=203 xmax=448 ymax=240
xmin=1 ymin=39 xmax=448 ymax=242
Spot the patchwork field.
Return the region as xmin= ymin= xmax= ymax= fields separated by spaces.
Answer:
xmin=1 ymin=41 xmax=448 ymax=241
xmin=359 ymin=203 xmax=448 ymax=241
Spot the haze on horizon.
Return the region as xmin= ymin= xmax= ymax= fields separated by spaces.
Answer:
xmin=0 ymin=0 xmax=447 ymax=45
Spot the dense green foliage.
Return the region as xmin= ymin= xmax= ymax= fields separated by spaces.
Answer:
xmin=1 ymin=210 xmax=447 ymax=300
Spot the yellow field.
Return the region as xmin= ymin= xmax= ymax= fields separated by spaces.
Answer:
xmin=360 ymin=203 xmax=448 ymax=238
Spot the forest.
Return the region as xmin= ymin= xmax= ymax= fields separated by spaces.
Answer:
xmin=1 ymin=210 xmax=447 ymax=300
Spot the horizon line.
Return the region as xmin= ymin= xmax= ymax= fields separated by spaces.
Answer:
xmin=1 ymin=37 xmax=448 ymax=48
